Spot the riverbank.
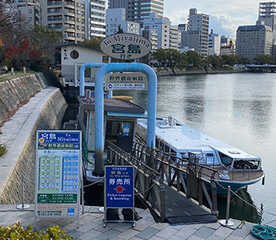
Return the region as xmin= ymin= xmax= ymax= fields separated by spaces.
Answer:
xmin=156 ymin=68 xmax=245 ymax=77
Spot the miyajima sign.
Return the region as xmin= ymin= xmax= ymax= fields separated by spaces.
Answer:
xmin=100 ymin=33 xmax=152 ymax=60
xmin=105 ymin=72 xmax=147 ymax=90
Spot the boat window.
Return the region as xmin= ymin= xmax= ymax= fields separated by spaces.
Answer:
xmin=233 ymin=160 xmax=259 ymax=169
xmin=218 ymin=152 xmax=233 ymax=167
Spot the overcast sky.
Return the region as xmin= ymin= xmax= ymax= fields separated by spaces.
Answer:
xmin=164 ymin=0 xmax=261 ymax=38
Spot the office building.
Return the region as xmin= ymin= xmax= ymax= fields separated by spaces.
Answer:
xmin=108 ymin=0 xmax=164 ymax=22
xmin=41 ymin=0 xmax=86 ymax=43
xmin=142 ymin=13 xmax=170 ymax=49
xmin=208 ymin=29 xmax=221 ymax=56
xmin=87 ymin=0 xmax=106 ymax=38
xmin=187 ymin=8 xmax=209 ymax=56
xmin=257 ymin=1 xmax=276 ymax=43
xmin=236 ymin=25 xmax=272 ymax=61
xmin=106 ymin=8 xmax=140 ymax=36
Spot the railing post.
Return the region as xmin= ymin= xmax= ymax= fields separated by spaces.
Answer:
xmin=211 ymin=180 xmax=218 ymax=216
xmin=226 ymin=185 xmax=231 ymax=225
xmin=160 ymin=181 xmax=166 ymax=222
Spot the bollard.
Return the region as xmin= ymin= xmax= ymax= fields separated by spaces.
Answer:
xmin=16 ymin=171 xmax=30 ymax=210
xmin=11 ymin=67 xmax=14 ymax=75
xmin=23 ymin=66 xmax=26 ymax=74
xmin=218 ymin=185 xmax=234 ymax=227
xmin=226 ymin=185 xmax=231 ymax=225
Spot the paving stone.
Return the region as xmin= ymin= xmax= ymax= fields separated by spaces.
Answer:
xmin=117 ymin=229 xmax=139 ymax=239
xmin=225 ymin=235 xmax=243 ymax=240
xmin=175 ymin=225 xmax=198 ymax=239
xmin=213 ymin=226 xmax=233 ymax=238
xmin=78 ymin=229 xmax=101 ymax=240
xmin=93 ymin=229 xmax=121 ymax=240
xmin=150 ymin=223 xmax=169 ymax=230
xmin=193 ymin=226 xmax=216 ymax=239
xmin=243 ymin=233 xmax=257 ymax=240
xmin=186 ymin=235 xmax=204 ymax=240
xmin=155 ymin=227 xmax=179 ymax=238
xmin=135 ymin=226 xmax=161 ymax=240
xmin=231 ymin=223 xmax=254 ymax=238
xmin=207 ymin=234 xmax=226 ymax=240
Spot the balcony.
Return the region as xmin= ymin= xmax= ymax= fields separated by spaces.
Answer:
xmin=47 ymin=1 xmax=62 ymax=6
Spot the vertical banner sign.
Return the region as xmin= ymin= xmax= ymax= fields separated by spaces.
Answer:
xmin=35 ymin=130 xmax=81 ymax=218
xmin=105 ymin=166 xmax=134 ymax=208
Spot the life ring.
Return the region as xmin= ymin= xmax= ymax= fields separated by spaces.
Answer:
xmin=251 ymin=225 xmax=276 ymax=240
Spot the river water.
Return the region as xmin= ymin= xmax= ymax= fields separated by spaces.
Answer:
xmin=117 ymin=73 xmax=276 ymax=223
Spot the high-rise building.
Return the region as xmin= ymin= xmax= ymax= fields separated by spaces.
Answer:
xmin=108 ymin=0 xmax=164 ymax=22
xmin=178 ymin=24 xmax=188 ymax=49
xmin=5 ymin=0 xmax=40 ymax=29
xmin=186 ymin=8 xmax=209 ymax=56
xmin=87 ymin=0 xmax=106 ymax=38
xmin=41 ymin=0 xmax=86 ymax=43
xmin=236 ymin=25 xmax=272 ymax=61
xmin=208 ymin=29 xmax=221 ymax=56
xmin=169 ymin=25 xmax=181 ymax=50
xmin=257 ymin=1 xmax=276 ymax=43
xmin=142 ymin=13 xmax=170 ymax=49
xmin=108 ymin=0 xmax=135 ymax=21
xmin=106 ymin=8 xmax=140 ymax=36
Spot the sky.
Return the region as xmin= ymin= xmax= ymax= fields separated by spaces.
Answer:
xmin=164 ymin=0 xmax=261 ymax=38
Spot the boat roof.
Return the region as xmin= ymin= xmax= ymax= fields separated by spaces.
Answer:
xmin=137 ymin=118 xmax=260 ymax=160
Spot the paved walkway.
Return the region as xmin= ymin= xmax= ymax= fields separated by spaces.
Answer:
xmin=1 ymin=205 xmax=275 ymax=240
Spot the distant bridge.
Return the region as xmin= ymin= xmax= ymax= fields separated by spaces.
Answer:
xmin=246 ymin=64 xmax=276 ymax=72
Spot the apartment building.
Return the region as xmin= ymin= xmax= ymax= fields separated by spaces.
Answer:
xmin=236 ymin=25 xmax=272 ymax=61
xmin=169 ymin=25 xmax=181 ymax=50
xmin=187 ymin=8 xmax=209 ymax=56
xmin=41 ymin=0 xmax=86 ymax=43
xmin=87 ymin=0 xmax=106 ymax=38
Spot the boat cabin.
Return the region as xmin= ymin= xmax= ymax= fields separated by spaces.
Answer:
xmin=136 ymin=117 xmax=262 ymax=171
xmin=78 ymin=95 xmax=145 ymax=181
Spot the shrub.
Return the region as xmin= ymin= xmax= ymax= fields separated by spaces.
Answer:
xmin=0 ymin=144 xmax=7 ymax=157
xmin=0 ymin=222 xmax=74 ymax=240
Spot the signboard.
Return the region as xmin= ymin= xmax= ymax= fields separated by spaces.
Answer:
xmin=105 ymin=72 xmax=147 ymax=90
xmin=105 ymin=166 xmax=134 ymax=208
xmin=100 ymin=33 xmax=152 ymax=60
xmin=35 ymin=130 xmax=81 ymax=218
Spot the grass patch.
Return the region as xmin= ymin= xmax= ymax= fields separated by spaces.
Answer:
xmin=0 ymin=144 xmax=7 ymax=156
xmin=0 ymin=72 xmax=35 ymax=83
xmin=0 ymin=222 xmax=74 ymax=239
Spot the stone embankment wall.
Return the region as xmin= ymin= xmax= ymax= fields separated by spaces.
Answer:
xmin=0 ymin=74 xmax=67 ymax=204
xmin=0 ymin=73 xmax=47 ymax=125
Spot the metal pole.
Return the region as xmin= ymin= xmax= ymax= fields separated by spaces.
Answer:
xmin=226 ymin=185 xmax=231 ymax=225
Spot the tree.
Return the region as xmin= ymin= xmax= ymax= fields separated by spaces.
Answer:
xmin=80 ymin=38 xmax=103 ymax=51
xmin=186 ymin=51 xmax=202 ymax=69
xmin=207 ymin=55 xmax=222 ymax=69
xmin=253 ymin=55 xmax=274 ymax=65
xmin=152 ymin=49 xmax=182 ymax=74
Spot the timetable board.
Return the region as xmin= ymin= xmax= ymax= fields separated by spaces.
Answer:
xmin=35 ymin=130 xmax=81 ymax=218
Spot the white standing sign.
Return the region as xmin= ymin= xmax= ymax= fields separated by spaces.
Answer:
xmin=35 ymin=130 xmax=81 ymax=218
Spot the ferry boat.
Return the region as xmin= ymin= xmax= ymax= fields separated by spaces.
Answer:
xmin=136 ymin=116 xmax=264 ymax=194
